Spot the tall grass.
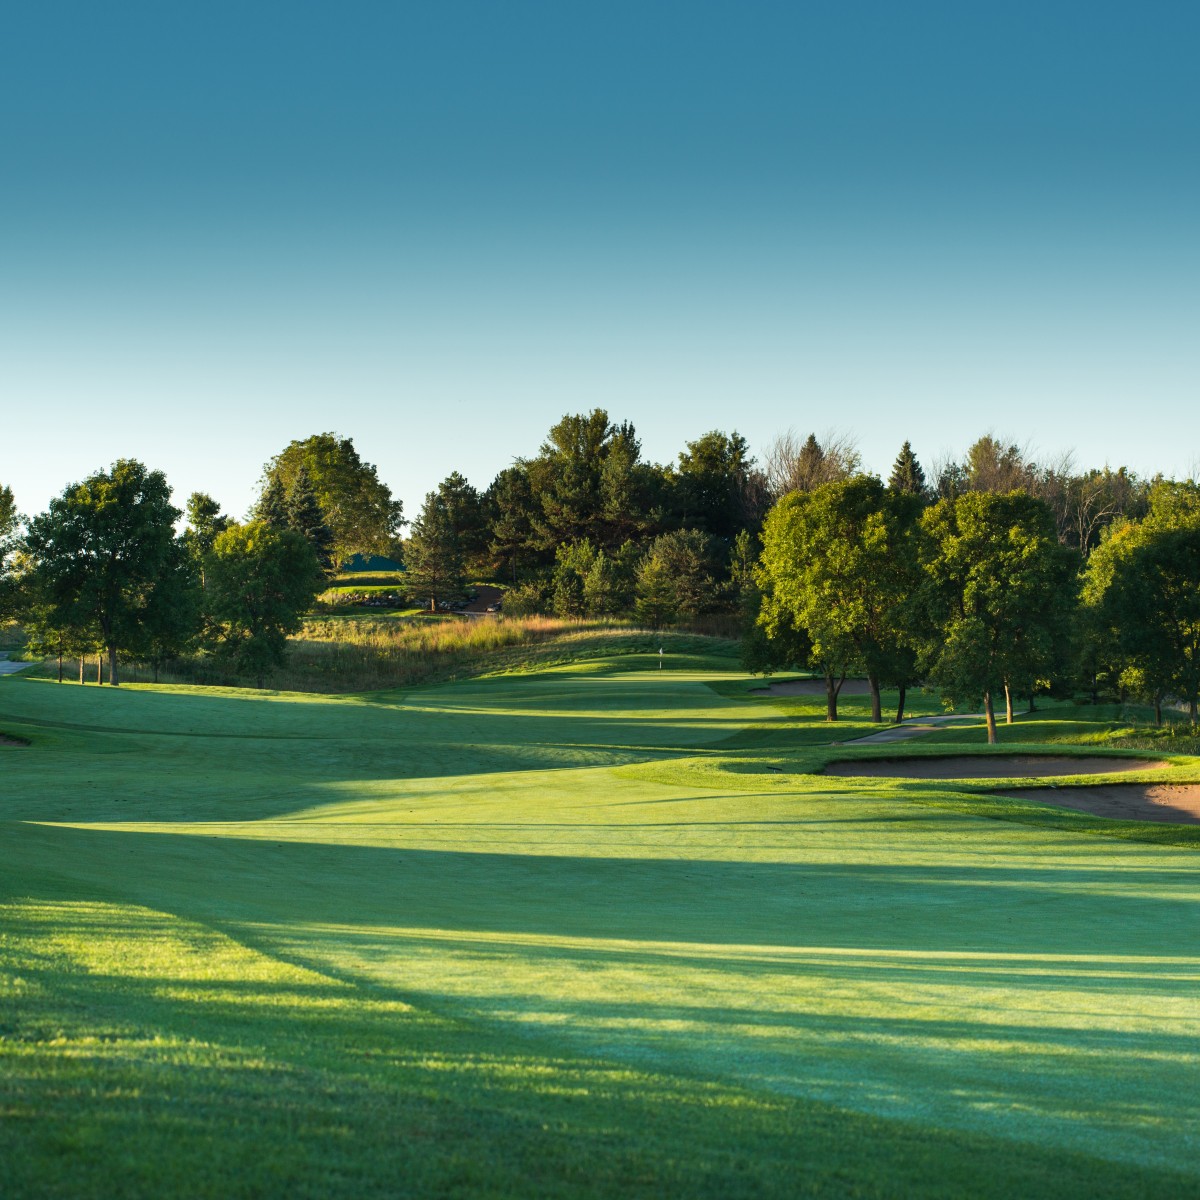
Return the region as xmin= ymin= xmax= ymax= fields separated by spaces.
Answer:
xmin=86 ymin=616 xmax=739 ymax=694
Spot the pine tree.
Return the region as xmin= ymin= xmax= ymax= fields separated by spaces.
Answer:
xmin=286 ymin=466 xmax=336 ymax=574
xmin=254 ymin=476 xmax=288 ymax=527
xmin=406 ymin=492 xmax=466 ymax=611
xmin=888 ymin=441 xmax=927 ymax=497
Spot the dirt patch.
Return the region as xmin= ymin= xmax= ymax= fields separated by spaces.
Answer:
xmin=995 ymin=783 xmax=1200 ymax=824
xmin=752 ymin=678 xmax=872 ymax=696
xmin=0 ymin=733 xmax=30 ymax=747
xmin=824 ymin=755 xmax=1166 ymax=779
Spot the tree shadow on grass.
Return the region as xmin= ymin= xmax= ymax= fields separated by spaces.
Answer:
xmin=2 ymin=878 xmax=1200 ymax=1195
xmin=8 ymin=819 xmax=1199 ymax=957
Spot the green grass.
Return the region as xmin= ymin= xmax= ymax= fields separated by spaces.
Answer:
xmin=3 ymin=660 xmax=1200 ymax=1197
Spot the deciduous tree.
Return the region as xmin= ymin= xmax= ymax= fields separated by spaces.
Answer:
xmin=918 ymin=491 xmax=1079 ymax=742
xmin=21 ymin=461 xmax=193 ymax=686
xmin=258 ymin=434 xmax=402 ymax=568
xmin=1083 ymin=484 xmax=1200 ymax=722
xmin=757 ymin=477 xmax=922 ymax=722
xmin=204 ymin=522 xmax=324 ymax=688
xmin=0 ymin=483 xmax=18 ymax=621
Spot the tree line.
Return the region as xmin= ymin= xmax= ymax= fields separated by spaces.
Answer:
xmin=0 ymin=418 xmax=1188 ymax=712
xmin=750 ymin=471 xmax=1200 ymax=741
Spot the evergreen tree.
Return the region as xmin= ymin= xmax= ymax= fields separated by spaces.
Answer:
xmin=674 ymin=431 xmax=760 ymax=538
xmin=888 ymin=442 xmax=927 ymax=498
xmin=486 ymin=465 xmax=539 ymax=581
xmin=254 ymin=476 xmax=288 ymax=527
xmin=406 ymin=491 xmax=466 ymax=611
xmin=634 ymin=530 xmax=717 ymax=628
xmin=285 ymin=466 xmax=336 ymax=575
xmin=435 ymin=471 xmax=489 ymax=571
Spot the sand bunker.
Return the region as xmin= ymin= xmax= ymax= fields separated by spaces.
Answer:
xmin=825 ymin=755 xmax=1166 ymax=779
xmin=995 ymin=783 xmax=1200 ymax=824
xmin=752 ymin=678 xmax=872 ymax=696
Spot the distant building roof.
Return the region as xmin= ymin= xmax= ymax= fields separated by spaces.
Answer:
xmin=341 ymin=553 xmax=405 ymax=572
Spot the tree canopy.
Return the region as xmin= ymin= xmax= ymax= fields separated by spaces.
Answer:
xmin=1083 ymin=483 xmax=1200 ymax=722
xmin=259 ymin=434 xmax=402 ymax=568
xmin=758 ymin=477 xmax=921 ymax=721
xmin=204 ymin=522 xmax=325 ymax=687
xmin=21 ymin=460 xmax=191 ymax=686
xmin=918 ymin=491 xmax=1079 ymax=741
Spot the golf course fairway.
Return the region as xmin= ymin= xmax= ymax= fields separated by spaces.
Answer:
xmin=3 ymin=652 xmax=1199 ymax=1198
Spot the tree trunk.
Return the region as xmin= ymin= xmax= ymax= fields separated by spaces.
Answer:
xmin=984 ymin=691 xmax=998 ymax=744
xmin=79 ymin=657 xmax=84 ymax=684
xmin=824 ymin=669 xmax=839 ymax=722
xmin=895 ymin=685 xmax=907 ymax=724
xmin=1028 ymin=682 xmax=1036 ymax=714
xmin=867 ymin=675 xmax=882 ymax=723
xmin=430 ymin=596 xmax=436 ymax=612
xmin=1004 ymin=683 xmax=1014 ymax=725
xmin=1191 ymin=696 xmax=1197 ymax=725
xmin=1154 ymin=696 xmax=1163 ymax=726
xmin=96 ymin=655 xmax=103 ymax=685
xmin=108 ymin=644 xmax=119 ymax=687
xmin=57 ymin=645 xmax=63 ymax=683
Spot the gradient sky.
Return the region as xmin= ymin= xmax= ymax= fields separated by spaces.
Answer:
xmin=2 ymin=1 xmax=1197 ymax=524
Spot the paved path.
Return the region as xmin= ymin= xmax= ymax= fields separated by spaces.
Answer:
xmin=462 ymin=585 xmax=504 ymax=616
xmin=0 ymin=651 xmax=31 ymax=676
xmin=843 ymin=712 xmax=986 ymax=745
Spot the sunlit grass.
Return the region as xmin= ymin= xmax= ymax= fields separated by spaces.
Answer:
xmin=3 ymin=660 xmax=1200 ymax=1195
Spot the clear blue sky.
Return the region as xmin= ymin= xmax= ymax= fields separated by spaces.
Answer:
xmin=2 ymin=2 xmax=1197 ymax=523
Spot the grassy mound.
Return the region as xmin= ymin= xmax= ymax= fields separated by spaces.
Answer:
xmin=21 ymin=616 xmax=740 ymax=694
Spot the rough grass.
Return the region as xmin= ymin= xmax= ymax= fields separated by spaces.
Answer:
xmin=3 ymin=663 xmax=1200 ymax=1196
xmin=25 ymin=616 xmax=739 ymax=694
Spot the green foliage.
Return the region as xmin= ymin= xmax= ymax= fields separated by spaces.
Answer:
xmin=757 ymin=477 xmax=922 ymax=718
xmin=500 ymin=578 xmax=550 ymax=618
xmin=183 ymin=492 xmax=230 ymax=563
xmin=259 ymin=433 xmax=402 ymax=567
xmin=19 ymin=460 xmax=194 ymax=685
xmin=1084 ymin=488 xmax=1200 ymax=719
xmin=204 ymin=521 xmax=325 ymax=687
xmin=485 ymin=464 xmax=539 ymax=580
xmin=527 ymin=410 xmax=662 ymax=553
xmin=919 ymin=490 xmax=1080 ymax=737
xmin=435 ymin=470 xmax=489 ymax=571
xmin=673 ymin=430 xmax=765 ymax=538
xmin=634 ymin=528 xmax=717 ymax=628
xmin=285 ymin=465 xmax=336 ymax=574
xmin=887 ymin=440 xmax=927 ymax=498
xmin=0 ymin=482 xmax=18 ymax=621
xmin=405 ymin=488 xmax=467 ymax=609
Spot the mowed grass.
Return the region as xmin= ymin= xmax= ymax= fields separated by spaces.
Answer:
xmin=3 ymin=656 xmax=1200 ymax=1197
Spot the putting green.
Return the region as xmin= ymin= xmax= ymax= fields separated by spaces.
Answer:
xmin=3 ymin=658 xmax=1200 ymax=1196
